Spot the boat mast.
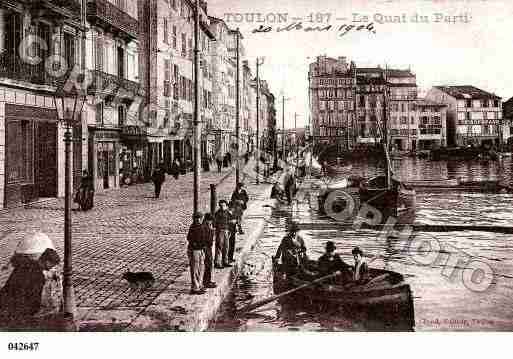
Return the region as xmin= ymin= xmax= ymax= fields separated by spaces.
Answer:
xmin=383 ymin=65 xmax=392 ymax=190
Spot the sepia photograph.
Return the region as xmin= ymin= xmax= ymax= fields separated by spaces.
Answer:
xmin=0 ymin=0 xmax=512 ymax=356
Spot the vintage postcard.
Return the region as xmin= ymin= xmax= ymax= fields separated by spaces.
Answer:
xmin=0 ymin=0 xmax=512 ymax=355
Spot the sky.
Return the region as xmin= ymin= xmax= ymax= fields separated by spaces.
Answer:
xmin=206 ymin=0 xmax=513 ymax=129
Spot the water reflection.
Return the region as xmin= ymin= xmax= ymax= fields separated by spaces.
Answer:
xmin=212 ymin=158 xmax=513 ymax=331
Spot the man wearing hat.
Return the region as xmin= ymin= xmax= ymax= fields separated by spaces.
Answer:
xmin=230 ymin=182 xmax=249 ymax=234
xmin=214 ymin=200 xmax=236 ymax=268
xmin=318 ymin=241 xmax=351 ymax=281
xmin=202 ymin=213 xmax=217 ymax=289
xmin=352 ymin=246 xmax=369 ymax=283
xmin=187 ymin=212 xmax=206 ymax=295
xmin=273 ymin=221 xmax=308 ymax=276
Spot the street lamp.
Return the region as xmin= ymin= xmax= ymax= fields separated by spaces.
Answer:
xmin=52 ymin=84 xmax=87 ymax=331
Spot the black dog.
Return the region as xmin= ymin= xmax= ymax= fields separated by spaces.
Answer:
xmin=122 ymin=270 xmax=155 ymax=289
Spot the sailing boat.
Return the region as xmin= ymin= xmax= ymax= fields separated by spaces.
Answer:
xmin=317 ymin=66 xmax=416 ymax=219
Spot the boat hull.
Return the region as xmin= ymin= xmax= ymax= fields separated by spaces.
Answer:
xmin=272 ymin=264 xmax=415 ymax=330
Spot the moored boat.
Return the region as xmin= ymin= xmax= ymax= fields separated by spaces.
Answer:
xmin=405 ymin=178 xmax=461 ymax=187
xmin=317 ymin=175 xmax=416 ymax=219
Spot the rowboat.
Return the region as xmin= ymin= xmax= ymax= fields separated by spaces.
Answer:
xmin=272 ymin=261 xmax=415 ymax=329
xmin=405 ymin=178 xmax=461 ymax=188
xmin=403 ymin=179 xmax=513 ymax=193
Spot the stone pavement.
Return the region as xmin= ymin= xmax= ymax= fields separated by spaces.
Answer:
xmin=0 ymin=160 xmax=272 ymax=330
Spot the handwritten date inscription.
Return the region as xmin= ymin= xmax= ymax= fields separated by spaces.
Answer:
xmin=252 ymin=22 xmax=376 ymax=37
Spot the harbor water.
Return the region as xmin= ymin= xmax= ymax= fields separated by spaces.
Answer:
xmin=211 ymin=157 xmax=513 ymax=331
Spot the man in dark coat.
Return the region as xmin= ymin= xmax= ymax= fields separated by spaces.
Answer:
xmin=230 ymin=183 xmax=249 ymax=234
xmin=273 ymin=221 xmax=308 ymax=276
xmin=187 ymin=212 xmax=206 ymax=295
xmin=284 ymin=169 xmax=297 ymax=205
xmin=214 ymin=200 xmax=236 ymax=268
xmin=151 ymin=163 xmax=166 ymax=199
xmin=202 ymin=213 xmax=217 ymax=289
xmin=318 ymin=241 xmax=351 ymax=282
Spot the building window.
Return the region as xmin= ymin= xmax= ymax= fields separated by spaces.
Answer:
xmin=483 ymin=125 xmax=489 ymax=135
xmin=483 ymin=99 xmax=489 ymax=107
xmin=400 ymin=117 xmax=407 ymax=125
xmin=466 ymin=99 xmax=472 ymax=108
xmin=163 ymin=18 xmax=169 ymax=44
xmin=494 ymin=100 xmax=500 ymax=107
xmin=181 ymin=33 xmax=186 ymax=57
xmin=172 ymin=26 xmax=177 ymax=49
xmin=173 ymin=64 xmax=179 ymax=100
xmin=63 ymin=32 xmax=75 ymax=69
xmin=6 ymin=120 xmax=33 ymax=184
xmin=118 ymin=105 xmax=126 ymax=126
xmin=95 ymin=102 xmax=103 ymax=125
xmin=411 ymin=117 xmax=415 ymax=124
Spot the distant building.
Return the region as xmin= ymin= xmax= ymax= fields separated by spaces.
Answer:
xmin=426 ymin=86 xmax=502 ymax=147
xmin=140 ymin=0 xmax=215 ymax=170
xmin=86 ymin=0 xmax=141 ymax=191
xmin=309 ymin=55 xmax=445 ymax=152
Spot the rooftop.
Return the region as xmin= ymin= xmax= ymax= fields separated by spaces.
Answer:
xmin=415 ymin=98 xmax=447 ymax=107
xmin=434 ymin=85 xmax=501 ymax=100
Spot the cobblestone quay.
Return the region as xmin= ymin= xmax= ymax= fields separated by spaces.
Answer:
xmin=0 ymin=161 xmax=273 ymax=331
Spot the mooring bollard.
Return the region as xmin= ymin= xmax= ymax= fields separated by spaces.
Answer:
xmin=0 ymin=232 xmax=64 ymax=331
xmin=210 ymin=184 xmax=217 ymax=215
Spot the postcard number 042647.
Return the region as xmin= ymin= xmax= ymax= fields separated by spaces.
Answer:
xmin=8 ymin=342 xmax=39 ymax=351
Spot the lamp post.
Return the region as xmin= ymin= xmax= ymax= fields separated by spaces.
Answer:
xmin=52 ymin=85 xmax=87 ymax=330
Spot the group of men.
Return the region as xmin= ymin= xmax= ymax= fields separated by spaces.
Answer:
xmin=186 ymin=183 xmax=249 ymax=295
xmin=274 ymin=221 xmax=368 ymax=284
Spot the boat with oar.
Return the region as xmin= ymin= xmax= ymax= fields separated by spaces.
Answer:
xmin=268 ymin=261 xmax=415 ymax=329
xmin=404 ymin=178 xmax=513 ymax=193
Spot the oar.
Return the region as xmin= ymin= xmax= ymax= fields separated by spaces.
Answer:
xmin=236 ymin=270 xmax=342 ymax=315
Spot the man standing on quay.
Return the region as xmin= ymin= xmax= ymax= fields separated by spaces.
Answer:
xmin=214 ymin=200 xmax=235 ymax=268
xmin=187 ymin=213 xmax=206 ymax=295
xmin=230 ymin=183 xmax=249 ymax=234
xmin=202 ymin=213 xmax=217 ymax=289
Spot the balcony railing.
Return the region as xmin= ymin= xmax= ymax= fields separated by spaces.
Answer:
xmin=88 ymin=70 xmax=141 ymax=100
xmin=87 ymin=0 xmax=138 ymax=40
xmin=0 ymin=54 xmax=60 ymax=87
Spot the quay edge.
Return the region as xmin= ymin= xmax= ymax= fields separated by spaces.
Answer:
xmin=121 ymin=184 xmax=274 ymax=332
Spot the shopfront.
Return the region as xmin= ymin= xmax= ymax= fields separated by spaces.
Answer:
xmin=4 ymin=104 xmax=58 ymax=207
xmin=89 ymin=128 xmax=120 ymax=191
xmin=120 ymin=125 xmax=148 ymax=185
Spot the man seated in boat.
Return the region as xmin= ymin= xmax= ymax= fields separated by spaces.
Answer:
xmin=273 ymin=221 xmax=309 ymax=277
xmin=317 ymin=241 xmax=352 ymax=283
xmin=352 ymin=247 xmax=369 ymax=284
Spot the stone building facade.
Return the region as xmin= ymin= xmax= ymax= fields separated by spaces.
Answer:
xmin=426 ymin=86 xmax=502 ymax=147
xmin=0 ymin=0 xmax=84 ymax=207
